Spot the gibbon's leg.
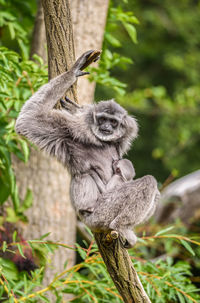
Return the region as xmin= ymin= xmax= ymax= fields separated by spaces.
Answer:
xmin=116 ymin=227 xmax=137 ymax=248
xmin=85 ymin=175 xmax=159 ymax=236
xmin=108 ymin=176 xmax=159 ymax=227
xmin=142 ymin=190 xmax=160 ymax=223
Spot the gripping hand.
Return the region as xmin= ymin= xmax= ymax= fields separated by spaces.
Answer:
xmin=71 ymin=50 xmax=101 ymax=77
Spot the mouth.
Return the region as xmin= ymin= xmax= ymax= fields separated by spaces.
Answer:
xmin=101 ymin=129 xmax=112 ymax=135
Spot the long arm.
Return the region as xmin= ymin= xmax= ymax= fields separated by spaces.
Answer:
xmin=15 ymin=50 xmax=95 ymax=165
xmin=90 ymin=170 xmax=106 ymax=194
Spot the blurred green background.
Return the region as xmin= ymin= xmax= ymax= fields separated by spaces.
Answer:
xmin=96 ymin=0 xmax=200 ymax=183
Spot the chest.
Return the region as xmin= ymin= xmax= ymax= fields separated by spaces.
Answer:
xmin=69 ymin=142 xmax=119 ymax=182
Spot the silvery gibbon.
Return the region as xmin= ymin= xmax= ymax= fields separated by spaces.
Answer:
xmin=15 ymin=50 xmax=160 ymax=248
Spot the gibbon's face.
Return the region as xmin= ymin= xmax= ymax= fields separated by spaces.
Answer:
xmin=91 ymin=100 xmax=127 ymax=142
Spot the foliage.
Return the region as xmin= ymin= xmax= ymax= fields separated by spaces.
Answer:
xmin=0 ymin=46 xmax=47 ymax=218
xmin=89 ymin=4 xmax=139 ymax=96
xmin=118 ymin=85 xmax=200 ymax=180
xmin=0 ymin=0 xmax=36 ymax=58
xmin=0 ymin=227 xmax=199 ymax=302
xmin=95 ymin=0 xmax=200 ymax=182
xmin=111 ymin=0 xmax=200 ymax=94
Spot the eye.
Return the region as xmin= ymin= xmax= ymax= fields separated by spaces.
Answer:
xmin=110 ymin=119 xmax=118 ymax=128
xmin=116 ymin=167 xmax=121 ymax=174
xmin=98 ymin=117 xmax=106 ymax=125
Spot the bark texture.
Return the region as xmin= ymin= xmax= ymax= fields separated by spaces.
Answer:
xmin=14 ymin=0 xmax=77 ymax=283
xmin=30 ymin=0 xmax=47 ymax=63
xmin=70 ymin=0 xmax=109 ymax=104
xmin=14 ymin=0 xmax=109 ymax=285
xmin=95 ymin=233 xmax=151 ymax=303
xmin=42 ymin=0 xmax=77 ymax=102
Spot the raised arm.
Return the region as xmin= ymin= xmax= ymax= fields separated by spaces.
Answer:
xmin=15 ymin=50 xmax=98 ymax=165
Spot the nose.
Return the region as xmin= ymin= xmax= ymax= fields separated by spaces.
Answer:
xmin=100 ymin=123 xmax=112 ymax=132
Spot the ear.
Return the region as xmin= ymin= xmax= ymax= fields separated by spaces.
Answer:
xmin=119 ymin=115 xmax=138 ymax=156
xmin=125 ymin=116 xmax=138 ymax=140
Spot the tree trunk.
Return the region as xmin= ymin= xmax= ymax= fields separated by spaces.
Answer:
xmin=14 ymin=0 xmax=109 ymax=285
xmin=30 ymin=0 xmax=47 ymax=63
xmin=70 ymin=0 xmax=109 ymax=104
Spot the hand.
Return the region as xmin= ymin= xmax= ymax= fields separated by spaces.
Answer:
xmin=71 ymin=50 xmax=101 ymax=77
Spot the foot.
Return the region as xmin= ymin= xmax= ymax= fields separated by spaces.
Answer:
xmin=124 ymin=237 xmax=137 ymax=249
xmin=109 ymin=221 xmax=137 ymax=249
xmin=123 ymin=231 xmax=137 ymax=249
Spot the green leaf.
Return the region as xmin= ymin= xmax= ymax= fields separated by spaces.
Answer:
xmin=105 ymin=33 xmax=121 ymax=47
xmin=44 ymin=243 xmax=57 ymax=253
xmin=129 ymin=16 xmax=140 ymax=24
xmin=8 ymin=23 xmax=15 ymax=40
xmin=0 ymin=11 xmax=16 ymax=22
xmin=11 ymin=184 xmax=20 ymax=211
xmin=0 ymin=178 xmax=10 ymax=205
xmin=17 ymin=243 xmax=26 ymax=259
xmin=38 ymin=295 xmax=50 ymax=302
xmin=8 ymin=166 xmax=15 ymax=194
xmin=155 ymin=226 xmax=175 ymax=236
xmin=76 ymin=243 xmax=87 ymax=260
xmin=114 ymin=86 xmax=126 ymax=96
xmin=6 ymin=207 xmax=20 ymax=223
xmin=180 ymin=239 xmax=195 ymax=256
xmin=177 ymin=292 xmax=186 ymax=303
xmin=19 ymin=188 xmax=32 ymax=212
xmin=18 ymin=139 xmax=29 ymax=163
xmin=123 ymin=23 xmax=138 ymax=44
xmin=0 ymin=258 xmax=18 ymax=280
xmin=17 ymin=38 xmax=29 ymax=60
xmin=39 ymin=232 xmax=51 ymax=240
xmin=2 ymin=241 xmax=7 ymax=252
xmin=12 ymin=230 xmax=17 ymax=243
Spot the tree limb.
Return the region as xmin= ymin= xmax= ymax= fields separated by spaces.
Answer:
xmin=94 ymin=232 xmax=151 ymax=303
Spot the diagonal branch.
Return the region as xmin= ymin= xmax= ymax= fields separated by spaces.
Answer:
xmin=94 ymin=232 xmax=151 ymax=303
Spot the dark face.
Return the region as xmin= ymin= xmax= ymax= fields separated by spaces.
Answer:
xmin=97 ymin=113 xmax=119 ymax=136
xmin=91 ymin=111 xmax=126 ymax=142
xmin=90 ymin=100 xmax=129 ymax=142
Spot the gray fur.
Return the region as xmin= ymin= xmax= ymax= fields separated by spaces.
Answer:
xmin=113 ymin=159 xmax=135 ymax=181
xmin=15 ymin=50 xmax=160 ymax=248
xmin=92 ymin=159 xmax=136 ymax=193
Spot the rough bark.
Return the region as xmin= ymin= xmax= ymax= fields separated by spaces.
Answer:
xmin=95 ymin=233 xmax=151 ymax=303
xmin=42 ymin=0 xmax=77 ymax=102
xmin=14 ymin=0 xmax=77 ymax=285
xmin=30 ymin=0 xmax=47 ymax=63
xmin=70 ymin=0 xmax=109 ymax=104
